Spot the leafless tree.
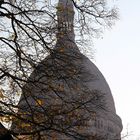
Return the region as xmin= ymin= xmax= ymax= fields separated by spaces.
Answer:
xmin=0 ymin=0 xmax=118 ymax=139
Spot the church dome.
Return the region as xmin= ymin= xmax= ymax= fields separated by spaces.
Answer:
xmin=11 ymin=46 xmax=122 ymax=139
xmin=11 ymin=0 xmax=122 ymax=139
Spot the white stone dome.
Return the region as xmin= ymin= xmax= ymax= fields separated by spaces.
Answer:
xmin=11 ymin=46 xmax=122 ymax=139
xmin=11 ymin=0 xmax=122 ymax=138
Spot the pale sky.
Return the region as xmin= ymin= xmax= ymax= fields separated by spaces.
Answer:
xmin=94 ymin=0 xmax=140 ymax=139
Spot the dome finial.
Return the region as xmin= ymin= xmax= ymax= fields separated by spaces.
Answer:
xmin=56 ymin=0 xmax=75 ymax=41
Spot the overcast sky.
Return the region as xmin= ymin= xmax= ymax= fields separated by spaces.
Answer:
xmin=94 ymin=0 xmax=140 ymax=139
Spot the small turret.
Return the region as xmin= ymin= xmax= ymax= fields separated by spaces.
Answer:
xmin=56 ymin=0 xmax=75 ymax=41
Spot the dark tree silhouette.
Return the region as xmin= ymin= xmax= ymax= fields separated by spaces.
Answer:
xmin=0 ymin=123 xmax=13 ymax=140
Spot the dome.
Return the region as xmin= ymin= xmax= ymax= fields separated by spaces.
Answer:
xmin=11 ymin=46 xmax=122 ymax=139
xmin=11 ymin=0 xmax=122 ymax=139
